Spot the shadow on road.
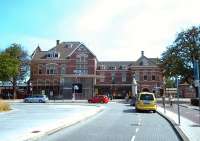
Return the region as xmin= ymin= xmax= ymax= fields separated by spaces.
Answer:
xmin=190 ymin=124 xmax=200 ymax=127
xmin=123 ymin=109 xmax=136 ymax=113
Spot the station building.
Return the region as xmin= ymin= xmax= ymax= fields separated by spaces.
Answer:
xmin=30 ymin=40 xmax=163 ymax=99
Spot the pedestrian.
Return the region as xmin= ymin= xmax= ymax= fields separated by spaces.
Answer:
xmin=169 ymin=94 xmax=173 ymax=106
xmin=162 ymin=94 xmax=165 ymax=107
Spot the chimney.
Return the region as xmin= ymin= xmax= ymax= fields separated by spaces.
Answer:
xmin=141 ymin=51 xmax=144 ymax=56
xmin=56 ymin=40 xmax=60 ymax=45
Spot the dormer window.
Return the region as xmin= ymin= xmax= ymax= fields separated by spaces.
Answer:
xmin=139 ymin=61 xmax=143 ymax=66
xmin=47 ymin=51 xmax=60 ymax=59
xmin=99 ymin=65 xmax=105 ymax=70
xmin=110 ymin=66 xmax=116 ymax=70
xmin=55 ymin=53 xmax=58 ymax=58
xmin=121 ymin=65 xmax=127 ymax=70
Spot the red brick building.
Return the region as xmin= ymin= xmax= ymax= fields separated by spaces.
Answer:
xmin=96 ymin=51 xmax=163 ymax=98
xmin=30 ymin=41 xmax=163 ymax=99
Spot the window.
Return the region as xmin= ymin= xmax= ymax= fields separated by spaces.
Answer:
xmin=122 ymin=72 xmax=126 ymax=82
xmin=37 ymin=79 xmax=44 ymax=86
xmin=111 ymin=72 xmax=115 ymax=83
xmin=61 ymin=64 xmax=66 ymax=74
xmin=110 ymin=66 xmax=116 ymax=70
xmin=47 ymin=52 xmax=60 ymax=59
xmin=53 ymin=79 xmax=59 ymax=85
xmin=46 ymin=64 xmax=57 ymax=74
xmin=99 ymin=65 xmax=105 ymax=70
xmin=140 ymin=94 xmax=154 ymax=100
xmin=45 ymin=80 xmax=50 ymax=86
xmin=139 ymin=61 xmax=143 ymax=66
xmin=152 ymin=75 xmax=156 ymax=80
xmin=100 ymin=72 xmax=104 ymax=82
xmin=135 ymin=72 xmax=140 ymax=81
xmin=38 ymin=64 xmax=43 ymax=74
xmin=75 ymin=54 xmax=88 ymax=75
xmin=144 ymin=75 xmax=147 ymax=81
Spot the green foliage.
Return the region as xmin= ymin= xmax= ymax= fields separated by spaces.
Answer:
xmin=0 ymin=43 xmax=30 ymax=99
xmin=1 ymin=43 xmax=30 ymax=82
xmin=160 ymin=26 xmax=200 ymax=85
xmin=0 ymin=53 xmax=20 ymax=81
xmin=165 ymin=77 xmax=175 ymax=88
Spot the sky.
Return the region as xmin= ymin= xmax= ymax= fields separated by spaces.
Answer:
xmin=0 ymin=0 xmax=200 ymax=61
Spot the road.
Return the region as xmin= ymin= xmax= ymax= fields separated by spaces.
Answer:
xmin=38 ymin=103 xmax=182 ymax=141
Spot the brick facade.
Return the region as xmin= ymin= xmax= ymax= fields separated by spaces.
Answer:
xmin=30 ymin=41 xmax=163 ymax=99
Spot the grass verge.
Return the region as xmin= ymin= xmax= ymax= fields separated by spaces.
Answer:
xmin=0 ymin=100 xmax=11 ymax=112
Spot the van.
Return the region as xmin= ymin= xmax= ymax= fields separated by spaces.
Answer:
xmin=135 ymin=92 xmax=157 ymax=113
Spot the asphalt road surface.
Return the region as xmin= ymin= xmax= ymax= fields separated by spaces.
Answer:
xmin=38 ymin=103 xmax=182 ymax=141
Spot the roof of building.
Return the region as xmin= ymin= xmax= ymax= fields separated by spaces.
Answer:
xmin=32 ymin=41 xmax=84 ymax=60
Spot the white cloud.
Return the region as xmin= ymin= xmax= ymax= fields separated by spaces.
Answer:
xmin=56 ymin=0 xmax=200 ymax=61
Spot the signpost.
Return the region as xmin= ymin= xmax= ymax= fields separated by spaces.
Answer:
xmin=72 ymin=83 xmax=82 ymax=101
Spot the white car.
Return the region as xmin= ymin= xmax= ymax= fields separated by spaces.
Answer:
xmin=24 ymin=95 xmax=49 ymax=103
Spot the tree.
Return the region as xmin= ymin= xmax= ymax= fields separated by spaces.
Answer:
xmin=0 ymin=43 xmax=30 ymax=99
xmin=165 ymin=77 xmax=175 ymax=88
xmin=160 ymin=26 xmax=200 ymax=97
xmin=0 ymin=54 xmax=20 ymax=81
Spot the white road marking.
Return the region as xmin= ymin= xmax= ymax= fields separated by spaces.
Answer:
xmin=131 ymin=136 xmax=135 ymax=141
xmin=136 ymin=128 xmax=139 ymax=133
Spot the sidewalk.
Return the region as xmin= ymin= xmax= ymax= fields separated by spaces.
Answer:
xmin=157 ymin=105 xmax=200 ymax=141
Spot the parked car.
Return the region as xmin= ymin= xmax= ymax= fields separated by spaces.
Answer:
xmin=88 ymin=95 xmax=109 ymax=104
xmin=24 ymin=95 xmax=49 ymax=103
xmin=135 ymin=92 xmax=157 ymax=113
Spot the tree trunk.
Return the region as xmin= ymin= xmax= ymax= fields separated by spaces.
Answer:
xmin=13 ymin=78 xmax=17 ymax=99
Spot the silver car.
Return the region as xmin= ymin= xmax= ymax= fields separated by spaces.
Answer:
xmin=24 ymin=95 xmax=49 ymax=103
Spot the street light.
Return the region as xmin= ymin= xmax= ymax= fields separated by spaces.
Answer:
xmin=176 ymin=77 xmax=181 ymax=125
xmin=193 ymin=59 xmax=200 ymax=125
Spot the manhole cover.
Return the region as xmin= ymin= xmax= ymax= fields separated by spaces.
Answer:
xmin=32 ymin=130 xmax=40 ymax=133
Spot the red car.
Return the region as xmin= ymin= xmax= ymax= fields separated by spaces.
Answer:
xmin=88 ymin=95 xmax=109 ymax=103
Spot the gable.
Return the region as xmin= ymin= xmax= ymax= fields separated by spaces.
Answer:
xmin=136 ymin=56 xmax=156 ymax=66
xmin=70 ymin=44 xmax=96 ymax=59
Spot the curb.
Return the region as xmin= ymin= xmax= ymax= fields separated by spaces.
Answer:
xmin=19 ymin=106 xmax=104 ymax=141
xmin=157 ymin=110 xmax=190 ymax=141
xmin=179 ymin=104 xmax=200 ymax=111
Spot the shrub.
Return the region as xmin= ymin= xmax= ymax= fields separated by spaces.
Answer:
xmin=191 ymin=98 xmax=199 ymax=106
xmin=0 ymin=100 xmax=11 ymax=112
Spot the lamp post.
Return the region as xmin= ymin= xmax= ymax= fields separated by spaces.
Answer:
xmin=30 ymin=82 xmax=32 ymax=96
xmin=176 ymin=77 xmax=181 ymax=125
xmin=193 ymin=59 xmax=200 ymax=125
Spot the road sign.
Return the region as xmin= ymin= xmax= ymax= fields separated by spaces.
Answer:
xmin=72 ymin=83 xmax=82 ymax=93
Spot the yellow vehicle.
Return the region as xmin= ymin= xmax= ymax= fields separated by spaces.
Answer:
xmin=135 ymin=92 xmax=157 ymax=113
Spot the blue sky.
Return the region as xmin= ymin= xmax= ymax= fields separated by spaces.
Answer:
xmin=1 ymin=0 xmax=200 ymax=61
